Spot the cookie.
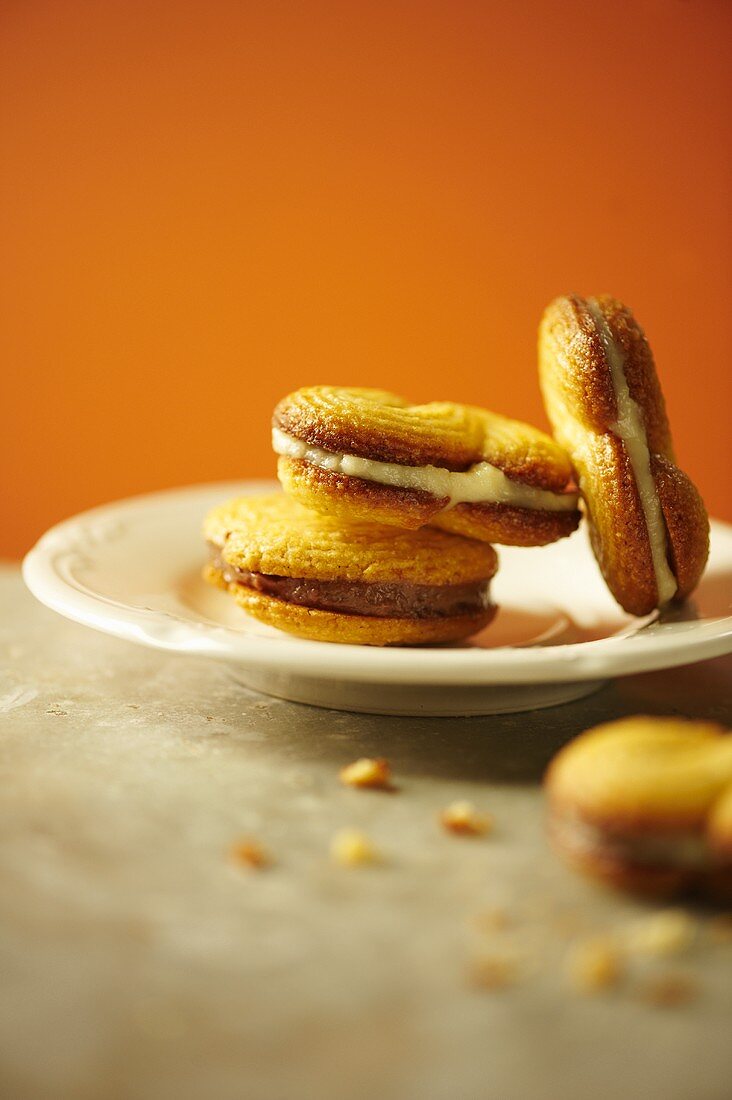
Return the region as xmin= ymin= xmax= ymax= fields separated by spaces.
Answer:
xmin=708 ymin=786 xmax=732 ymax=900
xmin=203 ymin=493 xmax=498 ymax=645
xmin=546 ymin=717 xmax=732 ymax=897
xmin=538 ymin=295 xmax=709 ymax=615
xmin=272 ymin=387 xmax=580 ymax=546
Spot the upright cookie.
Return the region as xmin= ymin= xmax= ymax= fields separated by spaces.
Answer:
xmin=272 ymin=387 xmax=580 ymax=546
xmin=546 ymin=716 xmax=732 ymax=897
xmin=539 ymin=295 xmax=709 ymax=615
xmin=203 ymin=493 xmax=498 ymax=646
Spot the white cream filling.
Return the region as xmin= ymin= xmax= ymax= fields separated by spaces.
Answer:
xmin=586 ymin=299 xmax=677 ymax=605
xmin=272 ymin=428 xmax=579 ymax=513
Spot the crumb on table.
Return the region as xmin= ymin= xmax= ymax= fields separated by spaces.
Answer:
xmin=339 ymin=757 xmax=392 ymax=790
xmin=440 ymin=800 xmax=493 ymax=836
xmin=622 ymin=909 xmax=696 ymax=958
xmin=468 ymin=907 xmax=513 ymax=934
xmin=566 ymin=937 xmax=623 ymax=994
xmin=229 ymin=839 xmax=272 ymax=870
xmin=637 ymin=972 xmax=699 ymax=1008
xmin=468 ymin=953 xmax=519 ymax=991
xmin=330 ymin=828 xmax=380 ymax=866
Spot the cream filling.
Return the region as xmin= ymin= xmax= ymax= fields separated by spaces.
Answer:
xmin=586 ymin=299 xmax=677 ymax=605
xmin=272 ymin=428 xmax=579 ymax=513
xmin=556 ymin=815 xmax=712 ymax=870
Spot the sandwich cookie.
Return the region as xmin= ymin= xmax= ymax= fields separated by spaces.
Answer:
xmin=273 ymin=387 xmax=580 ymax=546
xmin=538 ymin=295 xmax=709 ymax=615
xmin=203 ymin=493 xmax=498 ymax=646
xmin=707 ymin=786 xmax=732 ymax=901
xmin=546 ymin=717 xmax=732 ymax=897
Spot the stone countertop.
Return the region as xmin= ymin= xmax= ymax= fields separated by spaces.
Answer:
xmin=1 ymin=564 xmax=730 ymax=1100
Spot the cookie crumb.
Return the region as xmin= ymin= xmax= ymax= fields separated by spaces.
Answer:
xmin=330 ymin=828 xmax=380 ymax=866
xmin=340 ymin=757 xmax=392 ymax=790
xmin=284 ymin=769 xmax=314 ymax=790
xmin=230 ymin=839 xmax=272 ymax=870
xmin=707 ymin=913 xmax=732 ymax=945
xmin=468 ymin=953 xmax=518 ymax=990
xmin=637 ymin=973 xmax=698 ymax=1008
xmin=440 ymin=800 xmax=493 ymax=836
xmin=551 ymin=911 xmax=589 ymax=938
xmin=469 ymin=907 xmax=512 ymax=934
xmin=623 ymin=909 xmax=696 ymax=957
xmin=566 ymin=937 xmax=622 ymax=993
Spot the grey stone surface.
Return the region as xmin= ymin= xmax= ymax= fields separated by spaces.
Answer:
xmin=1 ymin=564 xmax=730 ymax=1100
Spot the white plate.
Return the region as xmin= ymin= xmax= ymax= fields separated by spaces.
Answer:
xmin=22 ymin=481 xmax=732 ymax=716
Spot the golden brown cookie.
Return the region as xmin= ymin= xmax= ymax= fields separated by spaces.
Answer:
xmin=707 ymin=786 xmax=732 ymax=900
xmin=203 ymin=493 xmax=498 ymax=646
xmin=545 ymin=717 xmax=732 ymax=897
xmin=538 ymin=295 xmax=709 ymax=615
xmin=272 ymin=387 xmax=580 ymax=546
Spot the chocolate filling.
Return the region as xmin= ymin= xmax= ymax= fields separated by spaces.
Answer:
xmin=550 ymin=811 xmax=719 ymax=872
xmin=209 ymin=546 xmax=492 ymax=619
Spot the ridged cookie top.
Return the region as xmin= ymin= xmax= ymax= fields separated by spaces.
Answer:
xmin=204 ymin=493 xmax=498 ymax=585
xmin=274 ymin=387 xmax=482 ymax=471
xmin=274 ymin=386 xmax=573 ymax=490
xmin=546 ymin=717 xmax=732 ymax=830
xmin=464 ymin=405 xmax=573 ymax=490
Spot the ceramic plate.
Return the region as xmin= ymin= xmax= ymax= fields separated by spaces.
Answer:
xmin=22 ymin=481 xmax=732 ymax=715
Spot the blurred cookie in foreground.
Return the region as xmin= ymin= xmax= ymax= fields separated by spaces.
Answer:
xmin=273 ymin=386 xmax=580 ymax=546
xmin=203 ymin=493 xmax=498 ymax=646
xmin=708 ymin=786 xmax=732 ymax=901
xmin=538 ymin=295 xmax=709 ymax=614
xmin=545 ymin=717 xmax=732 ymax=897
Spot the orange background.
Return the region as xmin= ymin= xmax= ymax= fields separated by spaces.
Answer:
xmin=2 ymin=0 xmax=731 ymax=559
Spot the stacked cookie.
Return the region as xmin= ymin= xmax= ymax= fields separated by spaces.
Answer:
xmin=204 ymin=493 xmax=500 ymax=646
xmin=203 ymin=394 xmax=576 ymax=645
xmin=204 ymin=295 xmax=709 ymax=645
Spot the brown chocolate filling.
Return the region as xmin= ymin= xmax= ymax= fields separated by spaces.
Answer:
xmin=550 ymin=810 xmax=720 ymax=872
xmin=209 ymin=545 xmax=492 ymax=619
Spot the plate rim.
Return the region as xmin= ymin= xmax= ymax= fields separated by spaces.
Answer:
xmin=22 ymin=481 xmax=732 ymax=686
